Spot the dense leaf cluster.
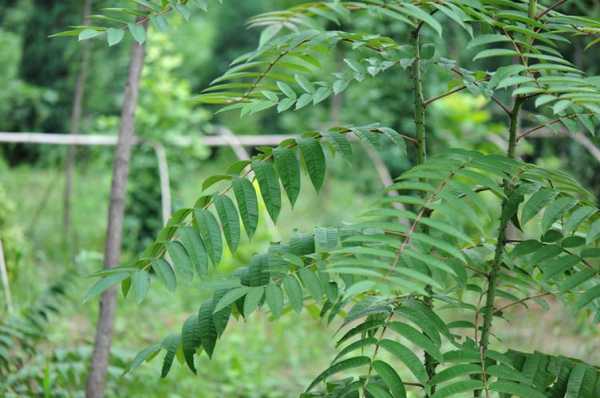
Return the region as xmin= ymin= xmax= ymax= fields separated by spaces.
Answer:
xmin=80 ymin=0 xmax=600 ymax=397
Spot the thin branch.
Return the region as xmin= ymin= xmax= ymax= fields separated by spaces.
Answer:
xmin=535 ymin=0 xmax=567 ymax=19
xmin=397 ymin=133 xmax=418 ymax=144
xmin=424 ymin=86 xmax=466 ymax=107
xmin=449 ymin=67 xmax=511 ymax=115
xmin=494 ymin=292 xmax=553 ymax=314
xmin=517 ymin=113 xmax=583 ymax=141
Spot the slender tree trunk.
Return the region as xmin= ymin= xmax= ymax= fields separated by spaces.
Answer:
xmin=85 ymin=24 xmax=147 ymax=398
xmin=64 ymin=0 xmax=92 ymax=256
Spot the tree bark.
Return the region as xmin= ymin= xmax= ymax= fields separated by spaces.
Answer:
xmin=85 ymin=24 xmax=147 ymax=398
xmin=64 ymin=0 xmax=92 ymax=256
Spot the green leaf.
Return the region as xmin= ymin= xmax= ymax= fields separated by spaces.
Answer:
xmin=106 ymin=28 xmax=124 ymax=46
xmin=273 ymin=146 xmax=301 ymax=207
xmin=565 ymin=363 xmax=594 ymax=398
xmin=327 ymin=131 xmax=353 ymax=161
xmin=167 ymin=241 xmax=194 ymax=279
xmin=401 ymin=3 xmax=442 ymax=36
xmin=179 ymin=226 xmax=209 ymax=276
xmin=366 ymin=384 xmax=394 ymax=398
xmin=78 ymin=28 xmax=102 ymax=41
xmin=232 ymin=177 xmax=259 ymax=239
xmin=194 ymin=209 xmax=223 ymax=266
xmin=295 ymin=74 xmax=315 ymax=93
xmin=298 ymin=269 xmax=322 ymax=303
xmin=214 ymin=286 xmax=249 ymax=313
xmin=431 ymin=380 xmax=485 ymax=398
xmin=430 ymin=364 xmax=481 ymax=385
xmin=214 ymin=195 xmax=241 ymax=253
xmin=373 ymin=360 xmax=407 ymax=398
xmin=242 ymin=254 xmax=271 ymax=287
xmin=175 ymin=3 xmax=191 ymax=20
xmin=474 ymin=49 xmax=519 ymax=61
xmin=379 ymin=339 xmax=428 ymax=384
xmin=315 ymin=227 xmax=339 ymax=252
xmin=181 ymin=315 xmax=201 ymax=373
xmin=277 ymin=81 xmax=297 ymax=99
xmin=243 ymin=286 xmax=264 ymax=317
xmin=489 ymin=381 xmax=546 ymax=398
xmin=542 ymin=197 xmax=577 ymax=232
xmin=565 ymin=206 xmax=595 ymax=234
xmin=258 ymin=24 xmax=282 ymax=48
xmin=295 ymin=93 xmax=312 ymax=110
xmin=277 ymin=97 xmax=296 ymax=112
xmin=83 ymin=272 xmax=129 ymax=303
xmin=333 ymin=79 xmax=349 ymax=95
xmin=489 ymin=64 xmax=528 ymax=89
xmin=575 ymin=285 xmax=600 ymax=311
xmin=265 ymin=283 xmax=284 ymax=318
xmin=160 ymin=334 xmax=180 ymax=378
xmin=334 ymin=337 xmax=378 ymax=362
xmin=559 ymin=269 xmax=595 ymax=293
xmin=252 ymin=159 xmax=282 ymax=223
xmin=125 ymin=343 xmax=161 ymax=375
xmin=299 ymin=138 xmax=326 ymax=192
xmin=212 ymin=289 xmax=232 ymax=336
xmin=202 ymin=174 xmax=232 ymax=191
xmin=131 ymin=270 xmax=150 ymax=304
xmin=497 ymin=75 xmax=535 ymax=90
xmin=395 ymin=306 xmax=440 ymax=346
xmin=306 ymin=356 xmax=370 ymax=391
xmin=521 ymin=188 xmax=557 ymax=226
xmin=467 ymin=33 xmax=510 ymax=49
xmin=127 ymin=22 xmax=146 ymax=44
xmin=198 ymin=300 xmax=218 ymax=358
xmin=152 ymin=259 xmax=177 ymax=291
xmin=283 ymin=275 xmax=304 ymax=313
xmin=151 ymin=15 xmax=169 ymax=31
xmin=486 ymin=364 xmax=532 ymax=384
xmin=388 ymin=322 xmax=443 ymax=362
xmin=542 ymin=255 xmax=580 ymax=281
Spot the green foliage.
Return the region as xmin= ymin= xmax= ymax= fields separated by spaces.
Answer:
xmin=54 ymin=0 xmax=223 ymax=45
xmin=0 ymin=275 xmax=73 ymax=392
xmin=80 ymin=0 xmax=600 ymax=397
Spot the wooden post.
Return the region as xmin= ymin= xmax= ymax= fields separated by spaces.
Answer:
xmin=150 ymin=142 xmax=172 ymax=225
xmin=0 ymin=239 xmax=13 ymax=314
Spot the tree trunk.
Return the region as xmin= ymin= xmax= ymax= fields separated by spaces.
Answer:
xmin=64 ymin=0 xmax=92 ymax=256
xmin=85 ymin=25 xmax=147 ymax=398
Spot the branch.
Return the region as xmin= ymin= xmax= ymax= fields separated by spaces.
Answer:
xmin=449 ymin=67 xmax=511 ymax=116
xmin=517 ymin=113 xmax=583 ymax=141
xmin=535 ymin=0 xmax=567 ymax=19
xmin=494 ymin=292 xmax=553 ymax=314
xmin=424 ymin=86 xmax=466 ymax=107
xmin=476 ymin=99 xmax=524 ymax=397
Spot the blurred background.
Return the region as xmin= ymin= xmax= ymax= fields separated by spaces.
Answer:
xmin=0 ymin=0 xmax=599 ymax=397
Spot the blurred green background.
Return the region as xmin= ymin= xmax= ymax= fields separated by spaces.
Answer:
xmin=0 ymin=0 xmax=599 ymax=397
